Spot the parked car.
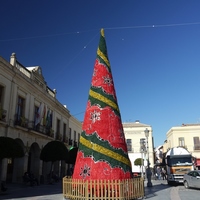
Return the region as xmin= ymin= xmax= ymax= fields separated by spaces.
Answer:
xmin=183 ymin=170 xmax=200 ymax=189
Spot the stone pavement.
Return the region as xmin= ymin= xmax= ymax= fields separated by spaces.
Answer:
xmin=0 ymin=179 xmax=178 ymax=200
xmin=144 ymin=179 xmax=171 ymax=199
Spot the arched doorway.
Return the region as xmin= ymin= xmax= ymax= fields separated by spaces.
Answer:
xmin=7 ymin=138 xmax=25 ymax=183
xmin=27 ymin=142 xmax=41 ymax=182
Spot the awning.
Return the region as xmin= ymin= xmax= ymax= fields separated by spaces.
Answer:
xmin=195 ymin=158 xmax=200 ymax=166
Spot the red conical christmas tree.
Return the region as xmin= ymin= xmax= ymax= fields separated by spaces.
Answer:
xmin=72 ymin=29 xmax=132 ymax=181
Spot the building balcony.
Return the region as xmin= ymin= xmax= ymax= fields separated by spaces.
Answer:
xmin=34 ymin=124 xmax=54 ymax=138
xmin=194 ymin=145 xmax=200 ymax=151
xmin=14 ymin=115 xmax=28 ymax=128
xmin=0 ymin=109 xmax=7 ymax=122
xmin=14 ymin=116 xmax=55 ymax=138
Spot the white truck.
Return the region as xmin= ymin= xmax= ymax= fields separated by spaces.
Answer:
xmin=165 ymin=147 xmax=194 ymax=185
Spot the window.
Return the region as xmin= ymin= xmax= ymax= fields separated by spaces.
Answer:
xmin=16 ymin=96 xmax=25 ymax=124
xmin=168 ymin=156 xmax=192 ymax=166
xmin=69 ymin=128 xmax=72 ymax=145
xmin=193 ymin=137 xmax=200 ymax=150
xmin=178 ymin=137 xmax=185 ymax=147
xmin=74 ymin=130 xmax=76 ymax=141
xmin=78 ymin=133 xmax=80 ymax=146
xmin=126 ymin=139 xmax=132 ymax=152
xmin=0 ymin=85 xmax=4 ymax=105
xmin=7 ymin=158 xmax=12 ymax=164
xmin=63 ymin=123 xmax=66 ymax=141
xmin=47 ymin=109 xmax=53 ymax=128
xmin=34 ymin=105 xmax=39 ymax=124
xmin=74 ymin=131 xmax=77 ymax=146
xmin=69 ymin=128 xmax=71 ymax=139
xmin=193 ymin=171 xmax=199 ymax=177
xmin=0 ymin=85 xmax=6 ymax=121
xmin=56 ymin=119 xmax=60 ymax=139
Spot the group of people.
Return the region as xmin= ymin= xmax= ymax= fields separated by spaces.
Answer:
xmin=67 ymin=167 xmax=74 ymax=176
xmin=48 ymin=171 xmax=59 ymax=184
xmin=155 ymin=166 xmax=167 ymax=180
xmin=23 ymin=171 xmax=39 ymax=186
xmin=1 ymin=182 xmax=7 ymax=192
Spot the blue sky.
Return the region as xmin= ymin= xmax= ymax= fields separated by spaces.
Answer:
xmin=1 ymin=0 xmax=200 ymax=147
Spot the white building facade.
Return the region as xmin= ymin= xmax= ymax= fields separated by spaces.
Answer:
xmin=123 ymin=120 xmax=154 ymax=174
xmin=163 ymin=123 xmax=200 ymax=169
xmin=0 ymin=53 xmax=82 ymax=183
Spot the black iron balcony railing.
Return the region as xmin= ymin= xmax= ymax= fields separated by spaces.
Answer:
xmin=13 ymin=115 xmax=77 ymax=143
xmin=69 ymin=139 xmax=72 ymax=145
xmin=14 ymin=115 xmax=55 ymax=138
xmin=0 ymin=109 xmax=7 ymax=122
xmin=29 ymin=122 xmax=54 ymax=138
xmin=14 ymin=114 xmax=28 ymax=128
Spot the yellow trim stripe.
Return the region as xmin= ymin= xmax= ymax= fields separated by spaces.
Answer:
xmin=101 ymin=29 xmax=104 ymax=37
xmin=89 ymin=90 xmax=119 ymax=112
xmin=97 ymin=48 xmax=110 ymax=68
xmin=80 ymin=136 xmax=131 ymax=167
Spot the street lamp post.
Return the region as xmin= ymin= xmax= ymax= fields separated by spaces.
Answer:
xmin=141 ymin=146 xmax=144 ymax=178
xmin=144 ymin=128 xmax=153 ymax=187
xmin=140 ymin=138 xmax=146 ymax=179
xmin=140 ymin=138 xmax=145 ymax=178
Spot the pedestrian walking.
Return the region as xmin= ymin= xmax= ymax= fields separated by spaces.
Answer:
xmin=156 ymin=166 xmax=161 ymax=180
xmin=161 ymin=168 xmax=167 ymax=180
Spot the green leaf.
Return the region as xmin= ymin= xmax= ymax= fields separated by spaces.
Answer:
xmin=40 ymin=141 xmax=68 ymax=162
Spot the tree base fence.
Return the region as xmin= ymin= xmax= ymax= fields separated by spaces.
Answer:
xmin=63 ymin=176 xmax=144 ymax=200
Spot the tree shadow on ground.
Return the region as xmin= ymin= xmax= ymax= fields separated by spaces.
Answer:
xmin=0 ymin=182 xmax=62 ymax=200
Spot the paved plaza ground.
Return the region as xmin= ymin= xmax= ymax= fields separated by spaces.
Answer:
xmin=0 ymin=179 xmax=198 ymax=200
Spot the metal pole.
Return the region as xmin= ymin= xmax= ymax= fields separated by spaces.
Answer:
xmin=141 ymin=151 xmax=144 ymax=178
xmin=145 ymin=128 xmax=153 ymax=187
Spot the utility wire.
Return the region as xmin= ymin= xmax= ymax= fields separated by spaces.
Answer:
xmin=2 ymin=21 xmax=200 ymax=119
xmin=104 ymin=22 xmax=200 ymax=30
xmin=1 ymin=22 xmax=200 ymax=42
xmin=51 ymin=31 xmax=99 ymax=80
xmin=0 ymin=29 xmax=98 ymax=42
xmin=72 ymin=111 xmax=85 ymax=117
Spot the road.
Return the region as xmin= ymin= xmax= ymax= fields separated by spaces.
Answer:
xmin=145 ymin=180 xmax=200 ymax=200
xmin=0 ymin=179 xmax=199 ymax=200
